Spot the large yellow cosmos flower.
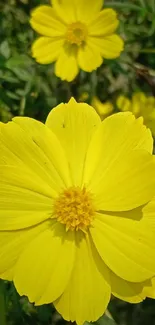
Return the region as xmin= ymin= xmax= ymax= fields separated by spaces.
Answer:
xmin=30 ymin=0 xmax=124 ymax=81
xmin=1 ymin=98 xmax=155 ymax=324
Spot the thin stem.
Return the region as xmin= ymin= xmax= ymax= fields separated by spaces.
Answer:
xmin=0 ymin=280 xmax=7 ymax=325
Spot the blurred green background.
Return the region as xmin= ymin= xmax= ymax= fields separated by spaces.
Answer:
xmin=0 ymin=0 xmax=155 ymax=324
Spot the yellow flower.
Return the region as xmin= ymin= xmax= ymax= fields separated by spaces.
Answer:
xmin=30 ymin=0 xmax=124 ymax=81
xmin=136 ymin=196 xmax=155 ymax=300
xmin=1 ymin=98 xmax=155 ymax=324
xmin=117 ymin=92 xmax=155 ymax=136
xmin=91 ymin=96 xmax=114 ymax=119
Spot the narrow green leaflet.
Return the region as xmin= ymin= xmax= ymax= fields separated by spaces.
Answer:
xmin=104 ymin=1 xmax=144 ymax=11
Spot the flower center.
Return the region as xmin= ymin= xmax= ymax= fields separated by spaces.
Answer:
xmin=53 ymin=187 xmax=95 ymax=232
xmin=66 ymin=22 xmax=88 ymax=46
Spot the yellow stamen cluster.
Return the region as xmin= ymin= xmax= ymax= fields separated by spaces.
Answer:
xmin=66 ymin=22 xmax=88 ymax=46
xmin=54 ymin=187 xmax=95 ymax=232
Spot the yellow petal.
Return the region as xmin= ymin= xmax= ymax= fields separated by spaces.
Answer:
xmin=0 ymin=118 xmax=71 ymax=192
xmin=0 ymin=118 xmax=72 ymax=230
xmin=116 ymin=95 xmax=131 ymax=112
xmin=54 ymin=232 xmax=110 ymax=325
xmin=46 ymin=98 xmax=101 ymax=186
xmin=83 ymin=113 xmax=154 ymax=211
xmin=14 ymin=222 xmax=75 ymax=304
xmin=89 ymin=34 xmax=124 ymax=59
xmin=111 ymin=271 xmax=146 ymax=303
xmin=76 ymin=0 xmax=103 ymax=23
xmin=32 ymin=37 xmax=64 ymax=64
xmin=141 ymin=197 xmax=155 ymax=229
xmin=0 ymin=170 xmax=54 ymax=230
xmin=142 ymin=277 xmax=155 ymax=299
xmin=131 ymin=94 xmax=142 ymax=117
xmin=89 ymin=9 xmax=119 ymax=36
xmin=0 ymin=220 xmax=49 ymax=280
xmin=52 ymin=0 xmax=103 ymax=23
xmin=93 ymin=149 xmax=155 ymax=211
xmin=30 ymin=5 xmax=66 ymax=37
xmin=52 ymin=0 xmax=77 ymax=23
xmin=55 ymin=46 xmax=79 ymax=81
xmin=91 ymin=96 xmax=114 ymax=118
xmin=77 ymin=41 xmax=103 ymax=72
xmin=90 ymin=212 xmax=155 ymax=282
xmin=132 ymin=92 xmax=147 ymax=103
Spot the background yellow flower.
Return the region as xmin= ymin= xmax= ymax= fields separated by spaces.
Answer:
xmin=0 ymin=99 xmax=155 ymax=324
xmin=30 ymin=0 xmax=124 ymax=81
xmin=91 ymin=96 xmax=114 ymax=119
xmin=117 ymin=92 xmax=155 ymax=136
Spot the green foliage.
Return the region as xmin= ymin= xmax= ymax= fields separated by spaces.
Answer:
xmin=0 ymin=0 xmax=155 ymax=324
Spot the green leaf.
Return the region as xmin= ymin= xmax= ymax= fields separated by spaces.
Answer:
xmin=6 ymin=90 xmax=21 ymax=100
xmin=8 ymin=68 xmax=32 ymax=82
xmin=6 ymin=54 xmax=32 ymax=70
xmin=0 ymin=40 xmax=11 ymax=59
xmin=104 ymin=2 xmax=144 ymax=11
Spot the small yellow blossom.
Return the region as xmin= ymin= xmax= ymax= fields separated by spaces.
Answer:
xmin=117 ymin=92 xmax=155 ymax=136
xmin=30 ymin=0 xmax=124 ymax=81
xmin=0 ymin=98 xmax=155 ymax=324
xmin=91 ymin=96 xmax=114 ymax=119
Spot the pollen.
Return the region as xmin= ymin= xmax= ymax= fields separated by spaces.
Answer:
xmin=53 ymin=187 xmax=95 ymax=232
xmin=66 ymin=22 xmax=88 ymax=46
